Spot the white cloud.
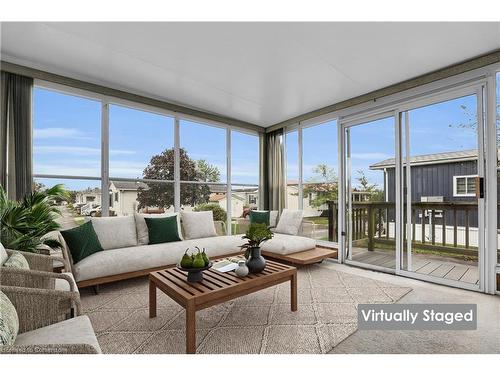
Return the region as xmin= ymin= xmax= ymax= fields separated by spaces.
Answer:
xmin=34 ymin=127 xmax=91 ymax=140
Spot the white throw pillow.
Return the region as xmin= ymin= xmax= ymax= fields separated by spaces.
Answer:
xmin=134 ymin=212 xmax=183 ymax=245
xmin=0 ymin=242 xmax=8 ymax=266
xmin=275 ymin=209 xmax=304 ymax=236
xmin=269 ymin=210 xmax=279 ymax=227
xmin=91 ymin=216 xmax=138 ymax=250
xmin=0 ymin=290 xmax=19 ymax=346
xmin=181 ymin=211 xmax=217 ymax=239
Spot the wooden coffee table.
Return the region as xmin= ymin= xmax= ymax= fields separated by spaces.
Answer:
xmin=149 ymin=259 xmax=297 ymax=354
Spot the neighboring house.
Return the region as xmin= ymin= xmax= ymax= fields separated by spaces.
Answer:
xmin=75 ymin=188 xmax=102 ymax=205
xmin=370 ymin=149 xmax=488 ymax=227
xmin=208 ymin=185 xmax=259 ymax=218
xmin=109 ymin=180 xmax=149 ymax=216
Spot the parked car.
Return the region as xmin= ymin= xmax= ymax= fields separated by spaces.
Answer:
xmin=81 ymin=203 xmax=101 ymax=216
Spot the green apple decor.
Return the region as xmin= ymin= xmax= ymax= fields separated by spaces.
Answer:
xmin=177 ymin=247 xmax=212 ymax=282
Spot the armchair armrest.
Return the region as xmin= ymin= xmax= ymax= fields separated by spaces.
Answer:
xmin=0 ymin=268 xmax=77 ymax=292
xmin=0 ymin=286 xmax=82 ymax=334
xmin=0 ymin=343 xmax=99 ymax=354
xmin=6 ymin=249 xmax=53 ymax=272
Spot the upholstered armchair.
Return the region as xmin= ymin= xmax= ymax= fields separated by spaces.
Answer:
xmin=0 ymin=286 xmax=99 ymax=354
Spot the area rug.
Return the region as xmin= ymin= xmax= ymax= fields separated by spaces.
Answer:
xmin=80 ymin=265 xmax=412 ymax=354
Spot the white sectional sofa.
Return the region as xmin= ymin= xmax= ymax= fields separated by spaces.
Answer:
xmin=59 ymin=211 xmax=316 ymax=288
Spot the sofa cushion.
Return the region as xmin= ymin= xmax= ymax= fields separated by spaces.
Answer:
xmin=3 ymin=252 xmax=29 ymax=270
xmin=145 ymin=216 xmax=182 ymax=244
xmin=73 ymin=235 xmax=244 ymax=282
xmin=275 ymin=209 xmax=303 ymax=235
xmin=261 ymin=233 xmax=316 ymax=255
xmin=60 ymin=221 xmax=104 ymax=264
xmin=14 ymin=315 xmax=101 ymax=353
xmin=0 ymin=291 xmax=19 ymax=346
xmin=91 ymin=216 xmax=138 ymax=250
xmin=269 ymin=211 xmax=279 ymax=227
xmin=0 ymin=242 xmax=8 ymax=266
xmin=135 ymin=212 xmax=183 ymax=245
xmin=181 ymin=211 xmax=217 ymax=239
xmin=249 ymin=210 xmax=270 ymax=226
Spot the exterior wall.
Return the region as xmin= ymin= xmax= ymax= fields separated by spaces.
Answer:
xmin=218 ymin=197 xmax=245 ymax=218
xmin=384 ymin=160 xmax=482 ymax=227
xmin=386 ymin=160 xmax=477 ymax=203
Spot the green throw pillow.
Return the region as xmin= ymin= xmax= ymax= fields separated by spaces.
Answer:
xmin=249 ymin=210 xmax=270 ymax=226
xmin=60 ymin=221 xmax=103 ymax=264
xmin=145 ymin=216 xmax=182 ymax=244
xmin=0 ymin=290 xmax=19 ymax=346
xmin=3 ymin=252 xmax=29 ymax=270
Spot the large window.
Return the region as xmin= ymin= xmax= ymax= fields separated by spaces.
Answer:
xmin=284 ymin=120 xmax=338 ymax=243
xmin=33 ymin=88 xmax=101 ymax=177
xmin=109 ymin=104 xmax=174 ymax=216
xmin=32 ymin=85 xmax=260 ymax=233
xmin=231 ymin=131 xmax=260 ymax=234
xmin=33 ymin=87 xmax=102 ymax=225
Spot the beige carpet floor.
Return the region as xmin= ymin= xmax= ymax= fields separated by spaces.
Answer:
xmin=80 ymin=264 xmax=412 ymax=354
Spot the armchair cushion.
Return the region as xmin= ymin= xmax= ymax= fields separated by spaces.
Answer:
xmin=60 ymin=221 xmax=103 ymax=264
xmin=0 ymin=290 xmax=19 ymax=346
xmin=0 ymin=242 xmax=7 ymax=266
xmin=14 ymin=315 xmax=101 ymax=354
xmin=3 ymin=252 xmax=30 ymax=270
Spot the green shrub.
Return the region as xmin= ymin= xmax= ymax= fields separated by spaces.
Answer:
xmin=194 ymin=203 xmax=227 ymax=222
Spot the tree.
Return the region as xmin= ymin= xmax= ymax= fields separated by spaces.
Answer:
xmin=196 ymin=159 xmax=220 ymax=182
xmin=137 ymin=148 xmax=221 ymax=210
xmin=356 ymin=170 xmax=384 ymax=202
xmin=303 ymin=164 xmax=338 ymax=208
xmin=449 ymin=103 xmax=500 ymax=142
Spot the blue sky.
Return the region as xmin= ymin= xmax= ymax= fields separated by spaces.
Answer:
xmin=34 ymin=88 xmax=481 ymax=192
xmin=33 ymin=88 xmax=259 ymax=190
xmin=287 ymin=94 xmax=478 ymax=189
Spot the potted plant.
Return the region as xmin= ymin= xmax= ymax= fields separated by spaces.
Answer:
xmin=0 ymin=184 xmax=70 ymax=252
xmin=240 ymin=223 xmax=274 ymax=273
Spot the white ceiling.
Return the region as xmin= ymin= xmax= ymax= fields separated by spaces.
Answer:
xmin=1 ymin=22 xmax=500 ymax=127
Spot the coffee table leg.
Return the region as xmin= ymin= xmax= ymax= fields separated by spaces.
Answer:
xmin=291 ymin=272 xmax=298 ymax=312
xmin=149 ymin=279 xmax=157 ymax=318
xmin=186 ymin=302 xmax=196 ymax=354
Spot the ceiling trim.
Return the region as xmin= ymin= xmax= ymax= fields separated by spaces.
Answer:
xmin=0 ymin=60 xmax=265 ymax=134
xmin=267 ymin=48 xmax=500 ymax=133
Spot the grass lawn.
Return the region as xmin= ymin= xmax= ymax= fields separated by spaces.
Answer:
xmin=303 ymin=216 xmax=328 ymax=225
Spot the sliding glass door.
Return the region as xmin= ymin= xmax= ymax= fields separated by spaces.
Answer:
xmin=400 ymin=92 xmax=484 ymax=290
xmin=343 ymin=115 xmax=397 ymax=270
xmin=341 ymin=85 xmax=486 ymax=291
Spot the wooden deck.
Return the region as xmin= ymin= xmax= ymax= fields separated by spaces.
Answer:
xmin=351 ymin=248 xmax=479 ymax=284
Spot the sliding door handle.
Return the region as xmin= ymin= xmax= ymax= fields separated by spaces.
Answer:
xmin=475 ymin=176 xmax=484 ymax=199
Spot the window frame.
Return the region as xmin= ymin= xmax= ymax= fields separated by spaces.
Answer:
xmin=32 ymin=80 xmax=261 ymax=235
xmin=453 ymin=175 xmax=478 ymax=197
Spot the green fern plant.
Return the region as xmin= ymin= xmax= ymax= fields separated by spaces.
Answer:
xmin=0 ymin=184 xmax=70 ymax=252
xmin=240 ymin=223 xmax=274 ymax=258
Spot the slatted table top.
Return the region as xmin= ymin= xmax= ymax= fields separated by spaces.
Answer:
xmin=150 ymin=259 xmax=296 ymax=307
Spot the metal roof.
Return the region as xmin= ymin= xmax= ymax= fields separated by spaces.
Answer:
xmin=110 ymin=180 xmax=149 ymax=190
xmin=369 ymin=149 xmax=478 ymax=170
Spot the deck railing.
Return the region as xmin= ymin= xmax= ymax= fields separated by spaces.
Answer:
xmin=326 ymin=200 xmax=481 ymax=256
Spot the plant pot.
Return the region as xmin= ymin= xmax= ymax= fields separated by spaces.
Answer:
xmin=246 ymin=247 xmax=266 ymax=273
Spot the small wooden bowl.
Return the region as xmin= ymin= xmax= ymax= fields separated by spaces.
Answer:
xmin=176 ymin=262 xmax=212 ymax=283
